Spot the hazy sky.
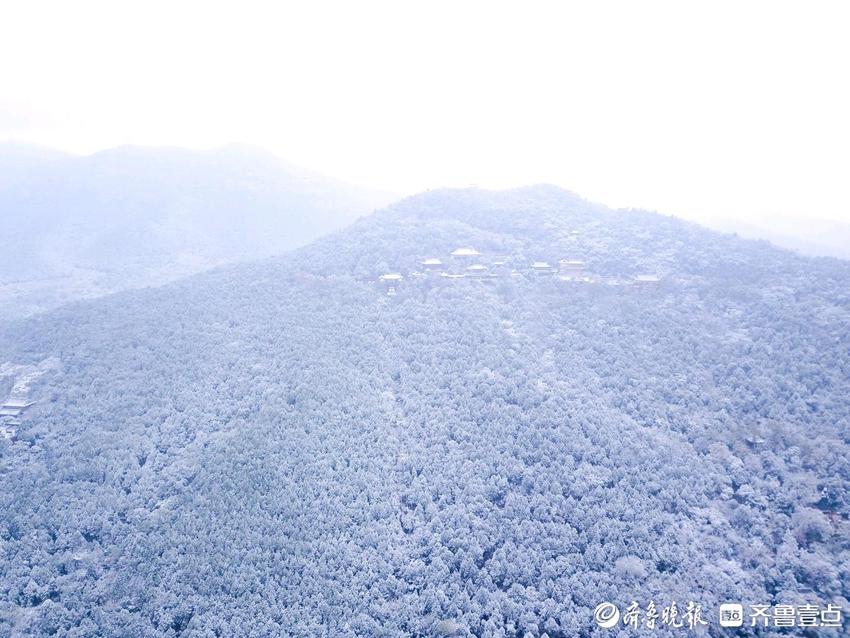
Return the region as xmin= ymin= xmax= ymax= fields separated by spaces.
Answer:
xmin=2 ymin=0 xmax=849 ymax=224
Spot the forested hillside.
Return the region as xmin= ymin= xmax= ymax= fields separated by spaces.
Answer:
xmin=0 ymin=143 xmax=389 ymax=318
xmin=1 ymin=186 xmax=848 ymax=637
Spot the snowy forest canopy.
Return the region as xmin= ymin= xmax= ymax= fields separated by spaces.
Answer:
xmin=1 ymin=186 xmax=849 ymax=637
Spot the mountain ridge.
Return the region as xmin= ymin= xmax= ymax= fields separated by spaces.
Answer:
xmin=1 ymin=185 xmax=848 ymax=636
xmin=0 ymin=143 xmax=393 ymax=318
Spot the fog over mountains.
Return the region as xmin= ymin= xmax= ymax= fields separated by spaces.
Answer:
xmin=707 ymin=215 xmax=850 ymax=261
xmin=2 ymin=141 xmax=846 ymax=323
xmin=0 ymin=143 xmax=390 ymax=318
xmin=1 ymin=186 xmax=848 ymax=637
xmin=0 ymin=143 xmax=74 ymax=190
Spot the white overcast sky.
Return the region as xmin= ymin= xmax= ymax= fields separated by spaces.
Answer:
xmin=2 ymin=0 xmax=849 ymax=224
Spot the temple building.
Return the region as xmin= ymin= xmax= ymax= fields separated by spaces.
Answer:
xmin=531 ymin=261 xmax=553 ymax=274
xmin=559 ymin=259 xmax=585 ymax=278
xmin=450 ymin=247 xmax=481 ymax=259
xmin=421 ymin=258 xmax=445 ymax=271
xmin=378 ymin=273 xmax=403 ymax=295
xmin=633 ymin=274 xmax=660 ymax=285
xmin=0 ymin=398 xmax=34 ymax=418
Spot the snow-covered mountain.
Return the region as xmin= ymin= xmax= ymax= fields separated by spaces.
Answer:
xmin=1 ymin=185 xmax=848 ymax=637
xmin=0 ymin=143 xmax=391 ymax=318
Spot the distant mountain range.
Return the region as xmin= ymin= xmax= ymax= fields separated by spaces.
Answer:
xmin=3 ymin=141 xmax=846 ymax=321
xmin=707 ymin=215 xmax=850 ymax=260
xmin=0 ymin=142 xmax=392 ymax=318
xmin=2 ymin=185 xmax=848 ymax=636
